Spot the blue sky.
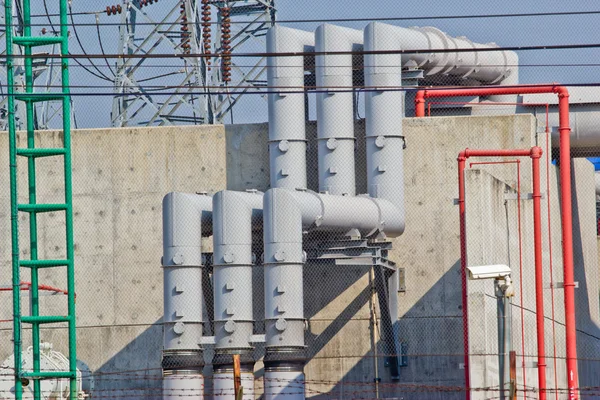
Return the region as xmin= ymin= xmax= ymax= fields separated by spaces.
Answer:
xmin=27 ymin=1 xmax=600 ymax=128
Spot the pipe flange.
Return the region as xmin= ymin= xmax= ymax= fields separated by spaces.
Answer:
xmin=456 ymin=36 xmax=479 ymax=79
xmin=359 ymin=195 xmax=385 ymax=238
xmin=488 ymin=46 xmax=511 ymax=85
xmin=417 ymin=26 xmax=451 ymax=75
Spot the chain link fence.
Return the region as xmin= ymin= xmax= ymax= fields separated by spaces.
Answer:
xmin=1 ymin=3 xmax=600 ymax=400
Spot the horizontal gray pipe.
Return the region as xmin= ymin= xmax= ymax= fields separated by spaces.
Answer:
xmin=364 ymin=21 xmax=518 ymax=86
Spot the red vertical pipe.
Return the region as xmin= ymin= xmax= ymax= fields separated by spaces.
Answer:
xmin=556 ymin=89 xmax=579 ymax=399
xmin=417 ymin=86 xmax=579 ymax=400
xmin=457 ymin=155 xmax=470 ymax=400
xmin=531 ymin=147 xmax=547 ymax=400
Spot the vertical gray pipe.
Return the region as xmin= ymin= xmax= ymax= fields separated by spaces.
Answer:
xmin=212 ymin=190 xmax=263 ymax=400
xmin=496 ymin=282 xmax=506 ymax=400
xmin=364 ymin=22 xmax=406 ymax=213
xmin=263 ymin=188 xmax=306 ymax=400
xmin=267 ymin=25 xmax=315 ymax=190
xmin=315 ymin=24 xmax=363 ymax=196
xmin=162 ymin=192 xmax=212 ymax=400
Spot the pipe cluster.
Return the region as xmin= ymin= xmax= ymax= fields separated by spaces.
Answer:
xmin=160 ymin=22 xmax=525 ymax=400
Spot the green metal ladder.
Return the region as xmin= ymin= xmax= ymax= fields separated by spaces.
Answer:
xmin=5 ymin=0 xmax=77 ymax=399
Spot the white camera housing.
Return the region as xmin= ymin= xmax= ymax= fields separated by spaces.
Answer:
xmin=466 ymin=264 xmax=511 ymax=280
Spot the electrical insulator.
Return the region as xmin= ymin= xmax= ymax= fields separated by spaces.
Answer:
xmin=201 ymin=0 xmax=212 ymax=70
xmin=106 ymin=3 xmax=123 ymax=15
xmin=220 ymin=6 xmax=232 ymax=81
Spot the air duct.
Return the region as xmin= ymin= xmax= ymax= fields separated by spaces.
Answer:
xmin=161 ymin=192 xmax=212 ymax=400
xmin=212 ymin=190 xmax=264 ymax=399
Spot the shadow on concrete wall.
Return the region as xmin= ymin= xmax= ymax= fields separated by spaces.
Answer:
xmin=94 ymin=319 xmax=164 ymax=400
xmin=571 ymin=173 xmax=600 ymax=396
xmin=303 ymin=260 xmax=465 ymax=400
xmin=92 ymin=259 xmax=466 ymax=400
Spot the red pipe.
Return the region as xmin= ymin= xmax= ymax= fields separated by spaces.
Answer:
xmin=457 ymin=155 xmax=468 ymax=398
xmin=531 ymin=148 xmax=547 ymax=400
xmin=0 ymin=281 xmax=69 ymax=295
xmin=458 ymin=147 xmax=545 ymax=400
xmin=417 ymin=85 xmax=578 ymax=400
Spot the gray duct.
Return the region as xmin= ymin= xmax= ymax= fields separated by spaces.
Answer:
xmin=267 ymin=25 xmax=315 ymax=190
xmin=364 ymin=21 xmax=520 ymax=210
xmin=212 ymin=190 xmax=263 ymax=400
xmin=364 ymin=22 xmax=517 ymax=86
xmin=315 ymin=24 xmax=363 ymax=196
xmin=161 ymin=192 xmax=212 ymax=400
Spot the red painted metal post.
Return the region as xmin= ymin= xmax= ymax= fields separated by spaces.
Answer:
xmin=417 ymin=85 xmax=579 ymax=400
xmin=531 ymin=147 xmax=547 ymax=400
xmin=556 ymin=89 xmax=579 ymax=400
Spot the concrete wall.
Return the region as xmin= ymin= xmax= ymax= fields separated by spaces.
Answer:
xmin=0 ymin=125 xmax=228 ymax=398
xmin=0 ymin=115 xmax=598 ymax=399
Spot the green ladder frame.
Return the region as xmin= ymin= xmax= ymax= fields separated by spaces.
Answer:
xmin=5 ymin=0 xmax=77 ymax=399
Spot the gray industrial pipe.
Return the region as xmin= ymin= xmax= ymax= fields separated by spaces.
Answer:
xmin=364 ymin=22 xmax=519 ymax=212
xmin=267 ymin=25 xmax=315 ymax=190
xmin=162 ymin=192 xmax=212 ymax=400
xmin=212 ymin=190 xmax=264 ymax=400
xmin=315 ymin=24 xmax=363 ymax=196
xmin=262 ymin=188 xmax=405 ymax=399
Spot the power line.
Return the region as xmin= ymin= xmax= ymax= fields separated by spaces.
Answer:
xmin=39 ymin=63 xmax=600 ymax=69
xmin=2 ymin=82 xmax=600 ymax=97
xmin=20 ymin=9 xmax=600 ymax=25
xmin=4 ymin=41 xmax=600 ymax=60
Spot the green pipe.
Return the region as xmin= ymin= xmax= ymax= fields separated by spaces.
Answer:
xmin=58 ymin=0 xmax=78 ymax=397
xmin=21 ymin=1 xmax=42 ymax=398
xmin=4 ymin=0 xmax=23 ymax=397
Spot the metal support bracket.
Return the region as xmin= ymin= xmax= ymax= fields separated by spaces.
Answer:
xmin=549 ymin=281 xmax=579 ymax=289
xmin=504 ymin=192 xmax=546 ymax=200
xmin=305 ymin=239 xmax=397 ymax=271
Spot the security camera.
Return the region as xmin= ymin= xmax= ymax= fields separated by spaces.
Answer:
xmin=466 ymin=264 xmax=511 ymax=280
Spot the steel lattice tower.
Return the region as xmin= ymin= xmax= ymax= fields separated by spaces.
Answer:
xmin=0 ymin=0 xmax=66 ymax=130
xmin=111 ymin=0 xmax=276 ymax=127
